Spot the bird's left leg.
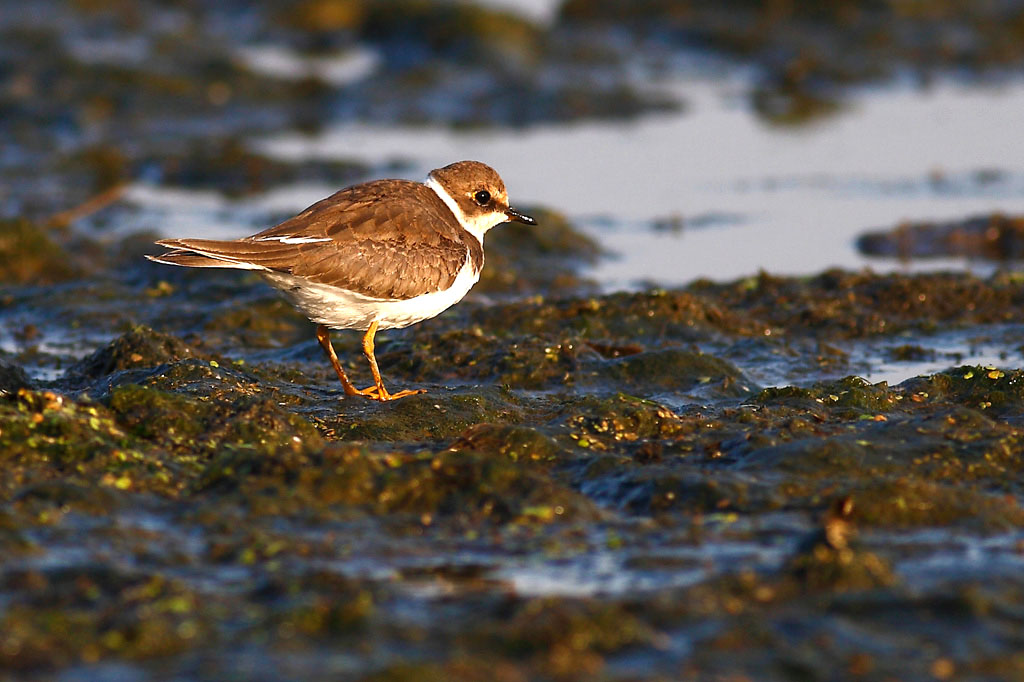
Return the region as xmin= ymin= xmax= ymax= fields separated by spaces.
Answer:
xmin=360 ymin=320 xmax=426 ymax=401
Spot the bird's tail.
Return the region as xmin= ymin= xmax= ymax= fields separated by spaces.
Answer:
xmin=146 ymin=238 xmax=268 ymax=271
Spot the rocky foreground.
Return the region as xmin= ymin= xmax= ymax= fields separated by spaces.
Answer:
xmin=4 ymin=213 xmax=1024 ymax=679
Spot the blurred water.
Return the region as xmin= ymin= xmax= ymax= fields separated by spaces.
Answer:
xmin=474 ymin=0 xmax=560 ymax=24
xmin=127 ymin=62 xmax=1024 ymax=291
xmin=262 ymin=74 xmax=1024 ymax=289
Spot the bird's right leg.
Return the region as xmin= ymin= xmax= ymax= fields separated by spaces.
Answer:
xmin=316 ymin=324 xmax=363 ymax=397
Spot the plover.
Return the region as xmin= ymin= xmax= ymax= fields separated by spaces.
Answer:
xmin=148 ymin=160 xmax=536 ymax=401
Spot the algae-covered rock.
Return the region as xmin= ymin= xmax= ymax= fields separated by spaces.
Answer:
xmin=195 ymin=443 xmax=380 ymax=518
xmin=586 ymin=348 xmax=759 ymax=400
xmin=67 ymin=326 xmax=203 ymax=383
xmin=471 ymin=288 xmax=763 ymax=341
xmin=201 ymin=296 xmax=310 ymax=349
xmin=284 ymin=0 xmax=543 ymax=64
xmin=449 ymin=422 xmax=565 ymax=465
xmin=107 ymin=375 xmax=322 ymax=457
xmin=371 ymin=448 xmax=595 ymax=522
xmin=902 ymin=365 xmax=1024 ymax=415
xmin=485 ymin=598 xmax=655 ymax=673
xmin=579 ymin=464 xmax=763 ymax=515
xmin=565 ymin=394 xmax=690 ymax=446
xmin=152 ymin=138 xmax=369 ymax=198
xmin=333 ymin=388 xmax=528 ymax=442
xmin=0 ymin=389 xmax=183 ymax=498
xmin=12 ymin=480 xmax=121 ymax=515
xmin=0 ymin=508 xmax=34 ymax=554
xmin=198 ymin=437 xmax=595 ymax=523
xmin=786 ymin=497 xmax=897 ymax=591
xmin=0 ymin=567 xmax=214 ymax=671
xmin=754 ymin=376 xmax=896 ymax=414
xmin=847 ymin=478 xmax=1024 ymax=532
xmin=858 ymin=213 xmax=1024 ymax=261
xmin=735 ymin=436 xmax=872 ymax=476
xmin=0 ymin=390 xmax=131 ymax=469
xmin=735 ymin=406 xmax=1022 ymax=481
xmin=0 ymin=360 xmax=32 ymax=398
xmin=0 ymin=219 xmax=79 ymax=285
xmin=362 ymin=0 xmax=542 ymax=64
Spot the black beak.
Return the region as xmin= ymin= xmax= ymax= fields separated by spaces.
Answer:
xmin=505 ymin=207 xmax=536 ymax=225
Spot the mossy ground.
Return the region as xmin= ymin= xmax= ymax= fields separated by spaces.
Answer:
xmin=4 ymin=177 xmax=1024 ymax=680
xmin=5 ymin=259 xmax=1024 ymax=680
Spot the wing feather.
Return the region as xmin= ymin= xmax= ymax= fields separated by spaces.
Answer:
xmin=150 ymin=180 xmax=476 ymax=300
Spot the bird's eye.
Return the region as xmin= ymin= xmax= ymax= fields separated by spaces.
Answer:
xmin=473 ymin=190 xmax=491 ymax=206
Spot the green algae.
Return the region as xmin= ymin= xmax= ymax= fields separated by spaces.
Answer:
xmin=68 ymin=325 xmax=203 ymax=383
xmin=330 ymin=388 xmax=529 ymax=442
xmin=108 ymin=371 xmax=323 ymax=457
xmin=587 ymin=348 xmax=758 ymax=399
xmin=0 ymin=389 xmax=152 ymax=495
xmin=849 ymin=478 xmax=1024 ymax=531
xmin=0 ymin=570 xmax=214 ymax=671
xmin=197 ymin=436 xmax=593 ymax=524
xmin=8 ymin=264 xmax=1024 ymax=679
xmin=905 ymin=365 xmax=1024 ymax=414
xmin=754 ymin=375 xmax=897 ymax=414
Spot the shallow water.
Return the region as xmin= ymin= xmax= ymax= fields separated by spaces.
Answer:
xmin=258 ymin=73 xmax=1024 ymax=288
xmin=108 ymin=60 xmax=1024 ymax=291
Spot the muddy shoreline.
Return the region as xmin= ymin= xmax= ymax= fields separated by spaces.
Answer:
xmin=4 ymin=250 xmax=1024 ymax=679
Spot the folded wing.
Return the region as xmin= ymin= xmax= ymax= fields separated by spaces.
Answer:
xmin=147 ymin=180 xmax=473 ymax=300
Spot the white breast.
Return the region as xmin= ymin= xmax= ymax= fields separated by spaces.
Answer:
xmin=261 ymin=253 xmax=481 ymax=331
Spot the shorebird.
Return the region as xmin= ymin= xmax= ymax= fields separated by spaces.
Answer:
xmin=148 ymin=160 xmax=535 ymax=401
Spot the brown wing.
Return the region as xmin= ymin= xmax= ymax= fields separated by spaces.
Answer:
xmin=154 ymin=180 xmax=475 ymax=300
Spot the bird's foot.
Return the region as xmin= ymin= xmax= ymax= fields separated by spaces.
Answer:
xmin=345 ymin=384 xmax=426 ymax=401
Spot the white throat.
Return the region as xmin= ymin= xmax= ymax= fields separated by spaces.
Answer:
xmin=424 ymin=175 xmax=506 ymax=244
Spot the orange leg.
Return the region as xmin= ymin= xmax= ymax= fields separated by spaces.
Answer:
xmin=316 ymin=324 xmax=362 ymax=397
xmin=315 ymin=323 xmax=424 ymax=401
xmin=359 ymin=320 xmax=425 ymax=401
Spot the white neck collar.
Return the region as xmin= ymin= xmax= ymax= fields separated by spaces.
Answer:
xmin=424 ymin=174 xmax=506 ymax=245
